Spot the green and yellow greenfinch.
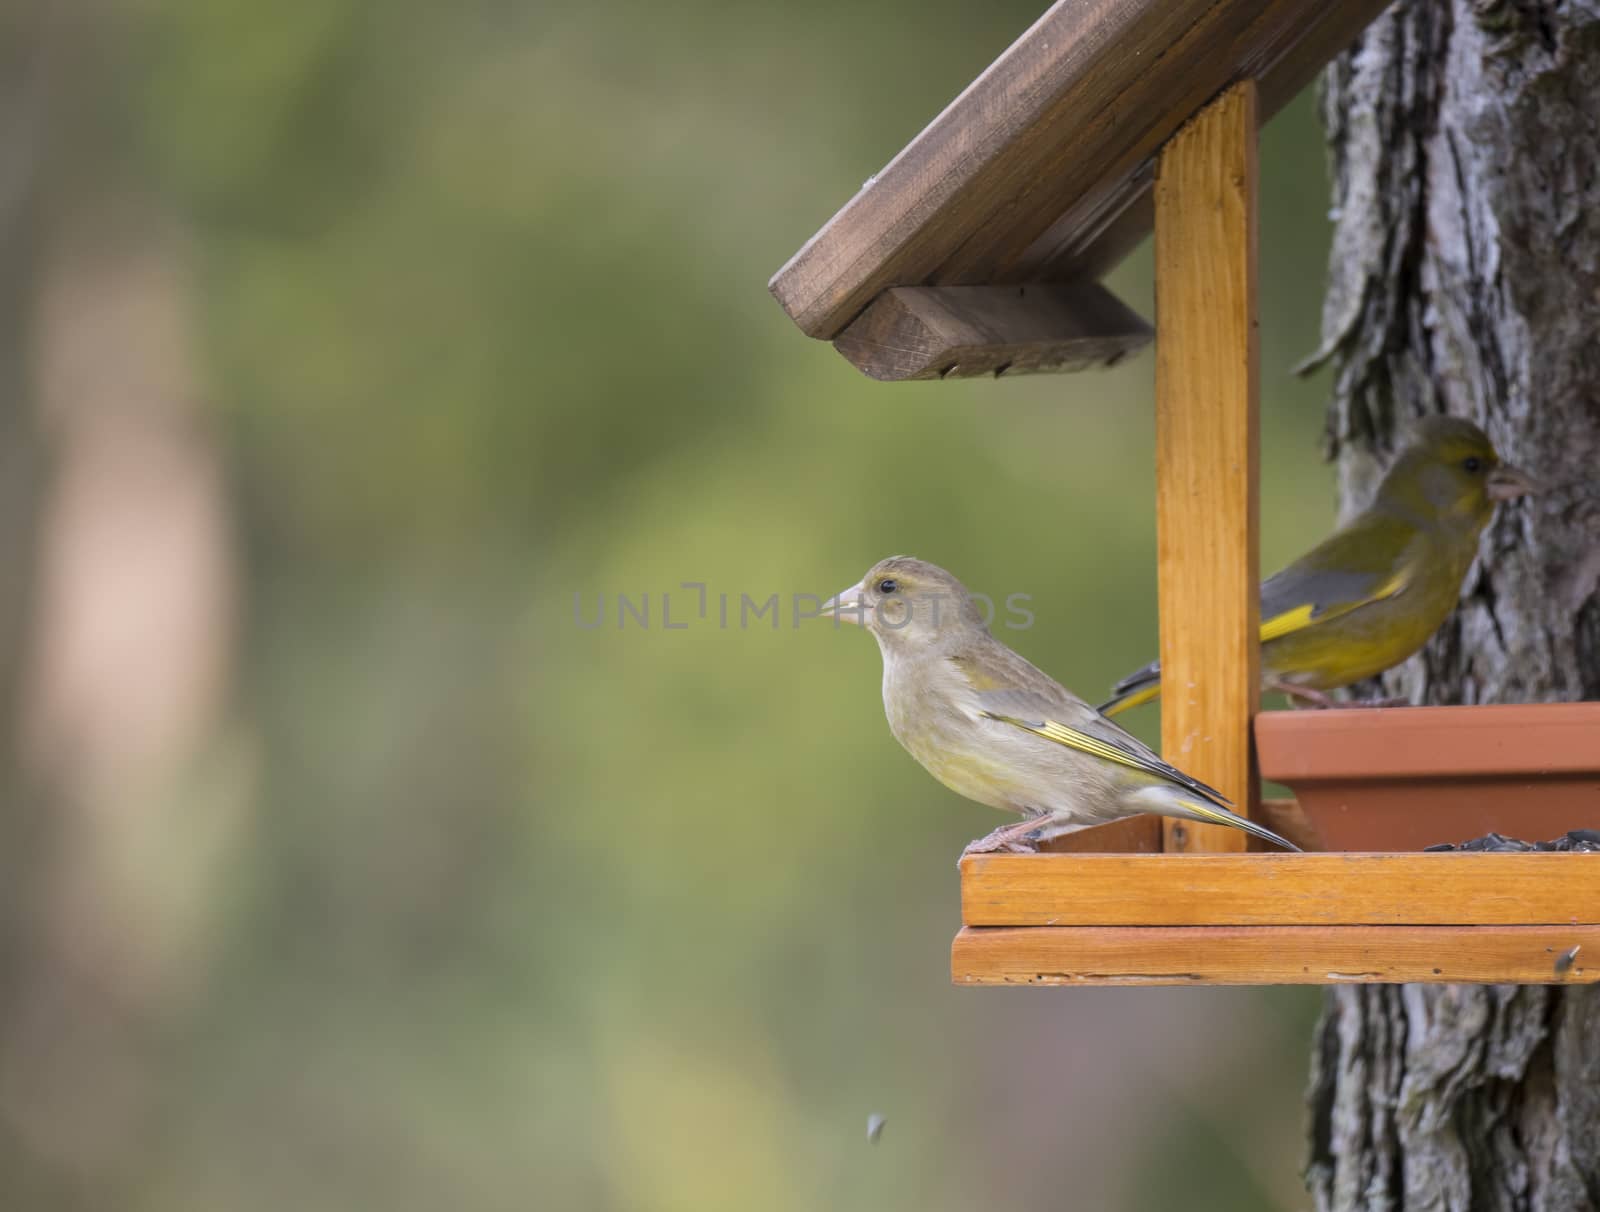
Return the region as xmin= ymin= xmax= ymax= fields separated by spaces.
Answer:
xmin=1100 ymin=416 xmax=1537 ymax=715
xmin=823 ymin=557 xmax=1297 ymax=854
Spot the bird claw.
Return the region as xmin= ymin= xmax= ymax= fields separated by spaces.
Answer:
xmin=957 ymin=840 xmax=1035 ymax=867
xmin=960 ymin=821 xmax=1045 ymax=860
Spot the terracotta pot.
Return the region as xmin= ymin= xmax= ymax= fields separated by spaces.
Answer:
xmin=1254 ymin=703 xmax=1600 ymax=852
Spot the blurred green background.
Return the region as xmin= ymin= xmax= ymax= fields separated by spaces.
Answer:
xmin=0 ymin=2 xmax=1344 ymax=1208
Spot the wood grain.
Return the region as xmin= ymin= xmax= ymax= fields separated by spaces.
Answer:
xmin=831 ymin=283 xmax=1151 ymax=381
xmin=959 ymin=851 xmax=1600 ymax=927
xmin=768 ymin=0 xmax=1392 ymax=341
xmin=951 ymin=925 xmax=1600 ymax=986
xmin=1037 ymin=813 xmax=1163 ymax=855
xmin=1154 ymin=82 xmax=1260 ymax=852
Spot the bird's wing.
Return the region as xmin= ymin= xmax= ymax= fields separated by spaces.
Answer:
xmin=1098 ymin=513 xmax=1419 ymax=714
xmin=1258 ymin=513 xmax=1415 ymax=643
xmin=955 ymin=653 xmax=1234 ymax=810
xmin=982 ymin=710 xmax=1234 ymax=810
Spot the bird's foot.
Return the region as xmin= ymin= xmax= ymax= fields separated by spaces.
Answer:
xmin=1339 ymin=694 xmax=1410 ymax=709
xmin=960 ymin=819 xmax=1045 ymax=860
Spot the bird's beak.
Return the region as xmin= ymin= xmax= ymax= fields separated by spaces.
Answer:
xmin=1488 ymin=463 xmax=1538 ymax=501
xmin=820 ymin=581 xmax=869 ymax=626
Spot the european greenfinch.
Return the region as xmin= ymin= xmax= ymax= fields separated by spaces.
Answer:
xmin=823 ymin=557 xmax=1297 ymax=854
xmin=1100 ymin=416 xmax=1536 ymax=715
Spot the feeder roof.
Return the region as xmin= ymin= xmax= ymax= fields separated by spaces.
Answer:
xmin=769 ymin=0 xmax=1389 ymax=380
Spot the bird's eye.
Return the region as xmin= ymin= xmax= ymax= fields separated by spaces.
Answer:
xmin=876 ymin=578 xmax=898 ymax=595
xmin=1462 ymin=456 xmax=1483 ymax=473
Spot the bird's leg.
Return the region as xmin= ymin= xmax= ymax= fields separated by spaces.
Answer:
xmin=1265 ymin=679 xmax=1337 ymax=710
xmin=1265 ymin=678 xmax=1408 ymax=710
xmin=961 ymin=817 xmax=1047 ymax=857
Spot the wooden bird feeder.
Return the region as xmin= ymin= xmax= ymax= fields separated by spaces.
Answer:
xmin=771 ymin=0 xmax=1600 ymax=986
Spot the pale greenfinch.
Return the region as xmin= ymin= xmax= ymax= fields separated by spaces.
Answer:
xmin=823 ymin=557 xmax=1297 ymax=854
xmin=1100 ymin=416 xmax=1536 ymax=715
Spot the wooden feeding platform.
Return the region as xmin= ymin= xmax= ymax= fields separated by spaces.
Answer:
xmin=771 ymin=0 xmax=1600 ymax=986
xmin=952 ymin=815 xmax=1600 ymax=986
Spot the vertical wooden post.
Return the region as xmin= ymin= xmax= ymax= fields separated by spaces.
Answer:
xmin=1153 ymin=81 xmax=1260 ymax=853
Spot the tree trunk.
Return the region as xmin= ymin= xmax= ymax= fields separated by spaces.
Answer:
xmin=1303 ymin=2 xmax=1600 ymax=1209
xmin=0 ymin=9 xmax=241 ymax=1195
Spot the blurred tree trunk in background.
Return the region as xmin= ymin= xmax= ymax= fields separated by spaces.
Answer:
xmin=1303 ymin=2 xmax=1600 ymax=1208
xmin=0 ymin=7 xmax=241 ymax=1198
xmin=0 ymin=0 xmax=54 ymax=1153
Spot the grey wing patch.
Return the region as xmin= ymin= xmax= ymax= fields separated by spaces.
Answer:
xmin=1260 ymin=514 xmax=1413 ymax=627
xmin=1260 ymin=563 xmax=1385 ymax=626
xmin=967 ymin=684 xmax=1078 ymax=723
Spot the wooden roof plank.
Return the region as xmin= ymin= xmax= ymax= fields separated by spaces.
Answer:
xmin=831 ymin=282 xmax=1151 ymax=381
xmin=951 ymin=925 xmax=1600 ymax=986
xmin=771 ymin=0 xmax=1197 ymax=339
xmin=770 ymin=0 xmax=1392 ymax=343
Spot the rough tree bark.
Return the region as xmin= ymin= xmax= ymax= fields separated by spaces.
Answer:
xmin=1302 ymin=2 xmax=1600 ymax=1209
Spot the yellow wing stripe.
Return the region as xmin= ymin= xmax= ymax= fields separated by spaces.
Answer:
xmin=1257 ymin=568 xmax=1411 ymax=644
xmin=1031 ymin=719 xmax=1152 ymax=772
xmin=1101 ymin=681 xmax=1160 ymax=717
xmin=1105 ymin=571 xmax=1412 ymax=715
xmin=1177 ymin=800 xmax=1248 ymax=830
xmin=981 ymin=712 xmax=1227 ymax=804
xmin=1170 ymin=798 xmax=1301 ymax=851
xmin=1258 ymin=602 xmax=1318 ymax=644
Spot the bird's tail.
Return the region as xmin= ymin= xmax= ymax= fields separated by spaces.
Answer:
xmin=1097 ymin=661 xmax=1162 ymax=717
xmin=1169 ymin=797 xmax=1300 ymax=851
